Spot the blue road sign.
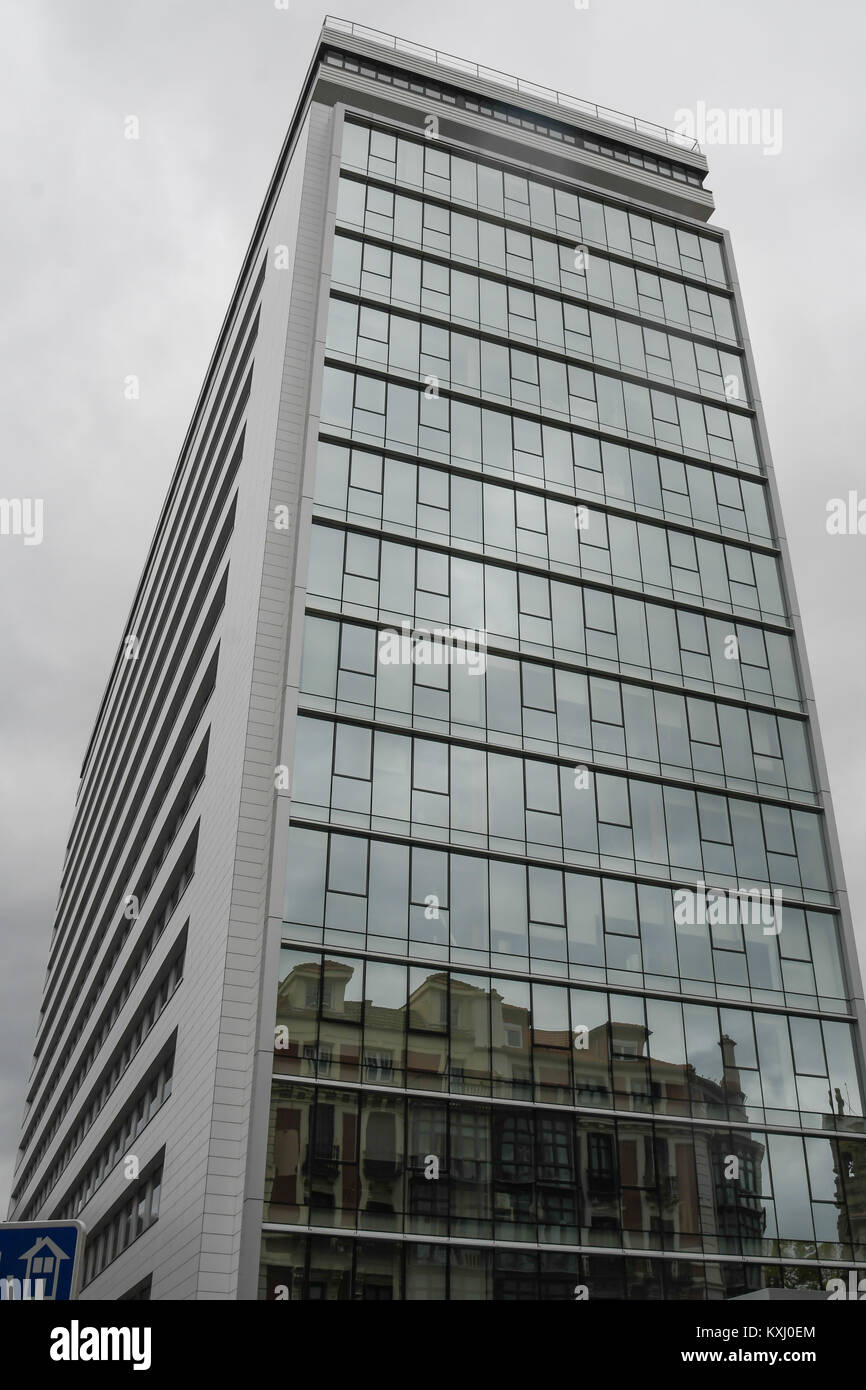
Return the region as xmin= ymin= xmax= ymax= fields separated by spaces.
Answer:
xmin=0 ymin=1221 xmax=86 ymax=1301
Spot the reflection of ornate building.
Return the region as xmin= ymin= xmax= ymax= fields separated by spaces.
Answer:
xmin=824 ymin=1096 xmax=866 ymax=1255
xmin=265 ymin=957 xmax=831 ymax=1299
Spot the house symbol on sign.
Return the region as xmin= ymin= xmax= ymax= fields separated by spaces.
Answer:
xmin=19 ymin=1236 xmax=69 ymax=1300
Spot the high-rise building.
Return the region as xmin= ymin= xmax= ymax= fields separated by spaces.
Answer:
xmin=9 ymin=19 xmax=866 ymax=1302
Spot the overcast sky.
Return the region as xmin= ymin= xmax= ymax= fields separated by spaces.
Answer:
xmin=2 ymin=0 xmax=865 ymax=1212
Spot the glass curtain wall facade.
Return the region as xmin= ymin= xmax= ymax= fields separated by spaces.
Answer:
xmin=256 ymin=45 xmax=866 ymax=1301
